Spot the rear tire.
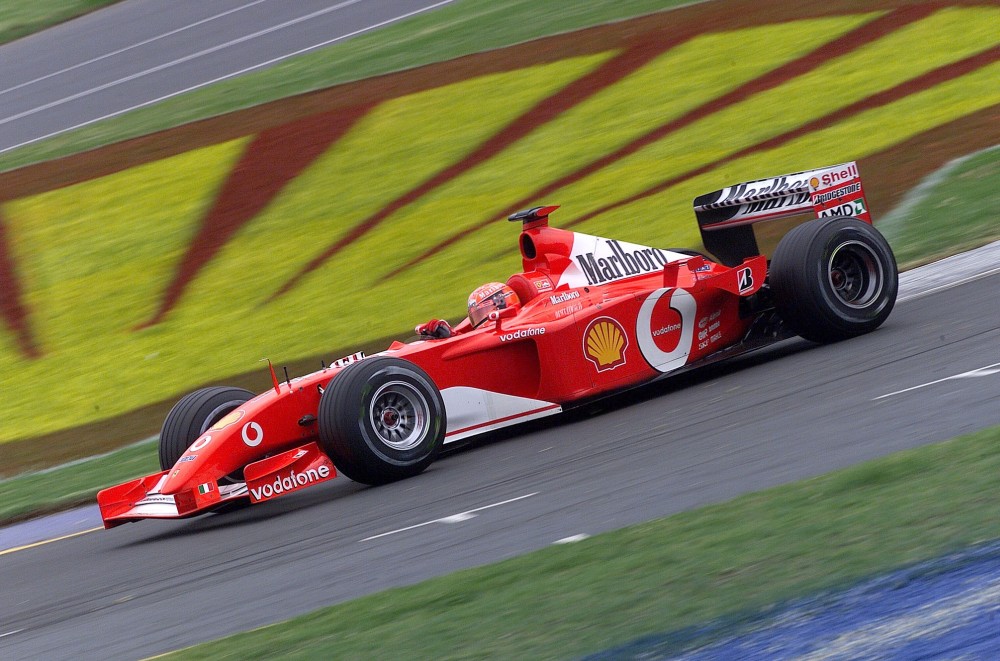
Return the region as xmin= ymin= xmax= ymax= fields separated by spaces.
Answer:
xmin=318 ymin=357 xmax=444 ymax=485
xmin=159 ymin=386 xmax=254 ymax=470
xmin=770 ymin=217 xmax=897 ymax=343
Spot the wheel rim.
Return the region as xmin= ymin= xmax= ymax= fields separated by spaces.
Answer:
xmin=827 ymin=240 xmax=884 ymax=308
xmin=369 ymin=381 xmax=429 ymax=451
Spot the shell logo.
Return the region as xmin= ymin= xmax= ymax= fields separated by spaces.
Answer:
xmin=583 ymin=317 xmax=628 ymax=372
xmin=210 ymin=409 xmax=245 ymax=431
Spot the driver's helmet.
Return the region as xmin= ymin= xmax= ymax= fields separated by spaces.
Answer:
xmin=468 ymin=282 xmax=519 ymax=328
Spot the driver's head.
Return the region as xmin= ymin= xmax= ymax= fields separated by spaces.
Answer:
xmin=468 ymin=282 xmax=519 ymax=328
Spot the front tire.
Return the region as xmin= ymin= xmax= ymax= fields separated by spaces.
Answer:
xmin=318 ymin=357 xmax=445 ymax=485
xmin=159 ymin=386 xmax=254 ymax=470
xmin=770 ymin=217 xmax=897 ymax=343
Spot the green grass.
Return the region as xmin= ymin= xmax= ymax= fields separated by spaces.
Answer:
xmin=3 ymin=7 xmax=998 ymax=447
xmin=0 ymin=0 xmax=119 ymax=46
xmin=0 ymin=0 xmax=695 ymax=171
xmin=0 ymin=438 xmax=157 ymax=523
xmin=879 ymin=145 xmax=1000 ymax=267
xmin=156 ymin=423 xmax=1000 ymax=659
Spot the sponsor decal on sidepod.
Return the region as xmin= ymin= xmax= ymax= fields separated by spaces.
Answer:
xmin=241 ymin=422 xmax=263 ymax=447
xmin=584 ymin=317 xmax=628 ymax=372
xmin=550 ymin=291 xmax=580 ymax=304
xmin=210 ymin=409 xmax=244 ymax=430
xmin=499 ymin=327 xmax=545 ymax=342
xmin=576 ymin=240 xmax=672 ymax=286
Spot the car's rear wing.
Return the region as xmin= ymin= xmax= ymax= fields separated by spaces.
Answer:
xmin=692 ymin=162 xmax=871 ymax=265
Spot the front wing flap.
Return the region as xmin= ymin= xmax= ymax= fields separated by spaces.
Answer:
xmin=97 ymin=442 xmax=335 ymax=528
xmin=97 ymin=471 xmax=247 ymax=528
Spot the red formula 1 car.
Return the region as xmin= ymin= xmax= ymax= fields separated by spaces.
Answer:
xmin=98 ymin=162 xmax=897 ymax=527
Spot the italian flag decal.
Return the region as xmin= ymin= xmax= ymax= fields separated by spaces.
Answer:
xmin=197 ymin=483 xmax=214 ymax=494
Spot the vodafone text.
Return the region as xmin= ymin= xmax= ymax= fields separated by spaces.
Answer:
xmin=250 ymin=466 xmax=331 ymax=500
xmin=499 ymin=327 xmax=545 ymax=342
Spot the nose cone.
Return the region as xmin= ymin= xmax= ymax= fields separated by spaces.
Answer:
xmin=159 ymin=429 xmax=234 ymax=495
xmin=159 ymin=449 xmax=201 ymax=494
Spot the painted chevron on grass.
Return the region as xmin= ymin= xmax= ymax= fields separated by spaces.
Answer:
xmin=0 ymin=209 xmax=39 ymax=358
xmin=265 ymin=37 xmax=685 ymax=302
xmin=378 ymin=5 xmax=936 ymax=282
xmin=138 ymin=103 xmax=376 ymax=328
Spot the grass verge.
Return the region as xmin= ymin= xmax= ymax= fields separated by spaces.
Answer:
xmin=159 ymin=423 xmax=1000 ymax=659
xmin=0 ymin=439 xmax=157 ymax=524
xmin=879 ymin=145 xmax=1000 ymax=267
xmin=0 ymin=0 xmax=119 ymax=46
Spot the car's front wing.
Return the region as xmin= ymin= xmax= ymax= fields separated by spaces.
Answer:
xmin=97 ymin=441 xmax=335 ymax=528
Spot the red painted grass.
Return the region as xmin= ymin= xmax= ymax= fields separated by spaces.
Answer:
xmin=379 ymin=5 xmax=939 ymax=282
xmin=137 ymin=104 xmax=375 ymax=328
xmin=0 ymin=210 xmax=40 ymax=358
xmin=265 ymin=36 xmax=690 ymax=303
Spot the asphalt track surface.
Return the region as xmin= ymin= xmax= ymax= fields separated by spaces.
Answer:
xmin=0 ymin=260 xmax=997 ymax=658
xmin=0 ymin=0 xmax=452 ymax=154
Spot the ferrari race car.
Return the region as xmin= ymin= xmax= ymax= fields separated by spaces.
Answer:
xmin=98 ymin=162 xmax=897 ymax=527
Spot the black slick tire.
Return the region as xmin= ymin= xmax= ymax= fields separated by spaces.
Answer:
xmin=770 ymin=216 xmax=898 ymax=343
xmin=318 ymin=357 xmax=445 ymax=485
xmin=158 ymin=386 xmax=254 ymax=470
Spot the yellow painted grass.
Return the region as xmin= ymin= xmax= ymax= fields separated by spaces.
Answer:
xmin=338 ymin=15 xmax=879 ymax=282
xmin=578 ymin=62 xmax=1000 ymax=244
xmin=171 ymin=52 xmax=612 ymax=313
xmin=0 ymin=55 xmax=609 ymax=442
xmin=1 ymin=140 xmax=249 ymax=440
xmin=561 ymin=6 xmax=1000 ymax=243
xmin=4 ymin=138 xmax=248 ymax=356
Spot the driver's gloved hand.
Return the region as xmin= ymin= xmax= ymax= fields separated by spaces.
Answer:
xmin=415 ymin=319 xmax=452 ymax=339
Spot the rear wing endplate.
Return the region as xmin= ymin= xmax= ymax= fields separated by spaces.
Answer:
xmin=692 ymin=162 xmax=871 ymax=265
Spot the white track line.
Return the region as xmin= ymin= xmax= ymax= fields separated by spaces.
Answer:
xmin=0 ymin=0 xmax=454 ymax=155
xmin=874 ymin=362 xmax=1000 ymax=400
xmin=0 ymin=0 xmax=367 ymax=128
xmin=0 ymin=526 xmax=103 ymax=556
xmin=0 ymin=0 xmax=272 ymax=98
xmin=897 ymin=265 xmax=1000 ymax=303
xmin=361 ymin=492 xmax=537 ymax=542
xmin=554 ymin=534 xmax=590 ymax=544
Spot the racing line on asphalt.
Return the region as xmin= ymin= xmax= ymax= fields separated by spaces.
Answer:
xmin=0 ymin=527 xmax=103 ymax=557
xmin=873 ymin=362 xmax=1000 ymax=400
xmin=0 ymin=0 xmax=455 ymax=154
xmin=360 ymin=492 xmax=538 ymax=542
xmin=0 ymin=0 xmax=371 ymax=128
xmin=0 ymin=0 xmax=272 ymax=98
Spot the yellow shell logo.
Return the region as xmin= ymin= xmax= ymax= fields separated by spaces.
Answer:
xmin=584 ymin=317 xmax=628 ymax=372
xmin=809 ymin=177 xmax=820 ymax=189
xmin=210 ymin=409 xmax=244 ymax=431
